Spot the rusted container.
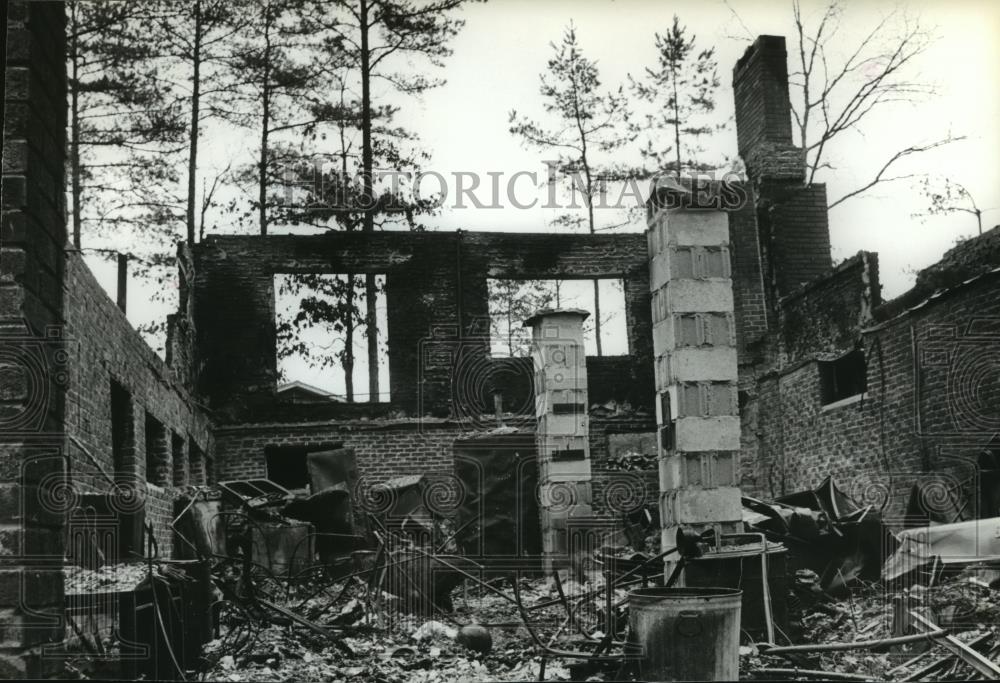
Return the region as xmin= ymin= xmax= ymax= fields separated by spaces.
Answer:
xmin=628 ymin=587 xmax=742 ymax=682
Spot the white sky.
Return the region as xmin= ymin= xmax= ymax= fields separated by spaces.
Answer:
xmin=413 ymin=0 xmax=1000 ymax=298
xmin=99 ymin=0 xmax=1000 ymax=376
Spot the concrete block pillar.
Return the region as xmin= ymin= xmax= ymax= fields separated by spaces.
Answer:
xmin=648 ymin=197 xmax=743 ymax=579
xmin=524 ymin=309 xmax=593 ymax=577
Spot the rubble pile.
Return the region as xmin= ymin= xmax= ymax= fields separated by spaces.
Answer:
xmin=200 ymin=575 xmax=610 ymax=682
xmin=57 ymin=476 xmax=1000 ymax=682
xmin=742 ymin=567 xmax=1000 ymax=681
xmin=64 ymin=562 xmax=156 ymax=594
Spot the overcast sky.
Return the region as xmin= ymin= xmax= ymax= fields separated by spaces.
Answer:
xmin=95 ymin=0 xmax=1000 ymax=387
xmin=411 ymin=0 xmax=999 ymax=298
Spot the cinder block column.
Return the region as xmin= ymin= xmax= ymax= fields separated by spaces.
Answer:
xmin=648 ymin=196 xmax=742 ymax=579
xmin=525 ymin=309 xmax=593 ymax=577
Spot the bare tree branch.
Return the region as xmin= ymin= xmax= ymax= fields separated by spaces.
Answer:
xmin=828 ymin=136 xmax=963 ymax=208
xmin=791 ymin=0 xmax=943 ymax=200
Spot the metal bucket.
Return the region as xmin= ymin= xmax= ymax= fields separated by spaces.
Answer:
xmin=628 ymin=587 xmax=742 ymax=682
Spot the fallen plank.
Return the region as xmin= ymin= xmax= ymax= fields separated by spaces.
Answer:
xmin=887 ymin=648 xmax=933 ymax=677
xmin=900 ymin=632 xmax=994 ymax=681
xmin=748 ymin=667 xmax=873 ymax=681
xmin=909 ymin=611 xmax=1000 ymax=680
xmin=757 ymin=629 xmax=948 ymax=655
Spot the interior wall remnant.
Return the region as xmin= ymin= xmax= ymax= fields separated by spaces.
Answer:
xmin=191 ymin=231 xmax=653 ymax=424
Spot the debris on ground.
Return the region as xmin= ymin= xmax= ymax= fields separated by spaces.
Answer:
xmin=59 ymin=477 xmax=1000 ymax=682
xmin=743 ymin=565 xmax=1000 ymax=681
xmin=64 ymin=562 xmax=172 ymax=594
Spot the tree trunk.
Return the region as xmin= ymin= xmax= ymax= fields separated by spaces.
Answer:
xmin=581 ymin=146 xmax=602 ymax=356
xmin=185 ymin=0 xmax=203 ymax=245
xmin=258 ymin=3 xmax=273 ymax=236
xmin=69 ymin=5 xmax=82 ymax=249
xmin=339 ymin=113 xmax=356 ymax=402
xmin=359 ymin=0 xmax=380 ymax=402
xmin=344 ymin=274 xmax=355 ymax=401
xmin=592 ymin=278 xmax=602 ymax=355
xmin=507 ymin=303 xmax=513 ymax=357
xmin=672 ymin=67 xmax=682 ymax=175
xmin=573 ymin=71 xmax=602 ymax=357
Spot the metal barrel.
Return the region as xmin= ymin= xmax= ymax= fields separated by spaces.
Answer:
xmin=685 ymin=543 xmax=789 ymax=642
xmin=628 ymin=587 xmax=742 ymax=682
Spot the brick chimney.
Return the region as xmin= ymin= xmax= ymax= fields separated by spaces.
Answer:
xmin=732 ymin=35 xmax=803 ymax=183
xmin=733 ymin=35 xmax=832 ymax=297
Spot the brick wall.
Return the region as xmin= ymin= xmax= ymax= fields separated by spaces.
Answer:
xmin=726 ymin=34 xmax=1000 ymax=525
xmin=0 ymin=1 xmax=68 ymax=676
xmin=191 ymin=231 xmax=653 ymax=423
xmin=879 ymin=224 xmax=1000 ymax=320
xmin=63 ymin=252 xmax=214 ymax=558
xmin=588 ymin=415 xmax=659 ymax=518
xmin=777 ymin=251 xmax=880 ymax=364
xmin=211 ymin=413 xmax=659 ymax=525
xmin=727 ymin=186 xmax=770 ymax=370
xmin=164 ymin=243 xmax=197 ymax=392
xmin=741 ymin=268 xmax=1000 ymax=522
xmin=758 ymin=182 xmax=833 ymax=296
xmin=213 ymin=420 xmax=462 ymax=486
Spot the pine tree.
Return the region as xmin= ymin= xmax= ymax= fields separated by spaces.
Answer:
xmin=488 ymin=280 xmax=556 ymax=357
xmin=153 ymin=0 xmax=247 ymax=245
xmin=225 ymin=0 xmax=318 ymax=236
xmin=630 ymin=15 xmax=723 ymax=176
xmin=67 ymin=0 xmax=186 ymax=251
xmin=271 ymin=0 xmax=471 ymax=403
xmin=509 ymin=24 xmax=632 ymax=356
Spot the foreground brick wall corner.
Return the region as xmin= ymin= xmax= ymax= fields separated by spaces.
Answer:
xmin=1 ymin=0 xmax=69 ymax=676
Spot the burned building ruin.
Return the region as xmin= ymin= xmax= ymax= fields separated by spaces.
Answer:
xmin=2 ymin=3 xmax=1000 ymax=676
